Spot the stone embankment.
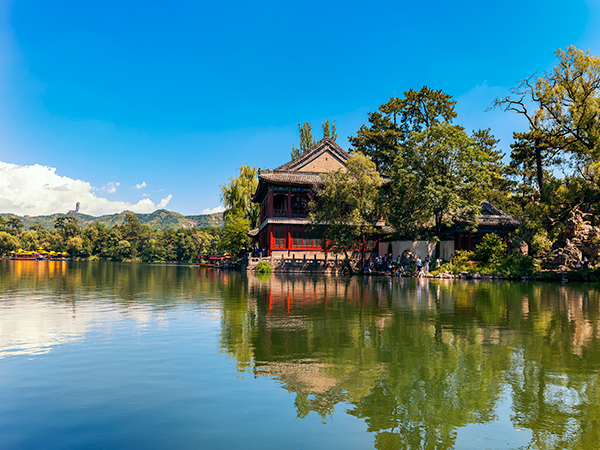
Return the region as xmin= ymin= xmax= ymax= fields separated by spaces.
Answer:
xmin=245 ymin=255 xmax=353 ymax=275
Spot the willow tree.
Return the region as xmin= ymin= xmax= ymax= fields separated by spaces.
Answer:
xmin=220 ymin=165 xmax=259 ymax=229
xmin=308 ymin=152 xmax=383 ymax=271
xmin=220 ymin=165 xmax=259 ymax=255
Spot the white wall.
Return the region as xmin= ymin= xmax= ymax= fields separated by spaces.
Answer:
xmin=379 ymin=241 xmax=455 ymax=261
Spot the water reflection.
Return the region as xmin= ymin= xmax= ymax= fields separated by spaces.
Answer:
xmin=223 ymin=274 xmax=600 ymax=449
xmin=2 ymin=261 xmax=600 ymax=449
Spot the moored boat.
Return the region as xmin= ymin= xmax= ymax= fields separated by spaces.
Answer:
xmin=196 ymin=253 xmax=232 ymax=268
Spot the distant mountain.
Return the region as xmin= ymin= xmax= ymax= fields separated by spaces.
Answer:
xmin=0 ymin=209 xmax=224 ymax=231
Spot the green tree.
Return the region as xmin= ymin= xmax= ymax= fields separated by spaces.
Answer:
xmin=221 ymin=165 xmax=261 ymax=257
xmin=6 ymin=217 xmax=24 ymax=234
xmin=0 ymin=231 xmax=19 ymax=255
xmin=475 ymin=233 xmax=507 ymax=271
xmin=19 ymin=230 xmax=40 ymax=251
xmin=349 ymin=87 xmax=457 ymax=171
xmin=494 ymin=46 xmax=600 ymax=202
xmin=472 ymin=128 xmax=520 ymax=216
xmin=121 ymin=213 xmax=141 ymax=258
xmin=291 ymin=120 xmax=338 ymax=159
xmin=66 ymin=236 xmax=87 ymax=257
xmin=388 ymin=122 xmax=491 ymax=257
xmin=113 ymin=240 xmax=132 ymax=261
xmin=54 ymin=216 xmax=80 ymax=239
xmin=221 ymin=165 xmax=260 ymax=229
xmin=308 ymin=152 xmax=383 ymax=270
xmin=221 ymin=212 xmax=251 ymax=256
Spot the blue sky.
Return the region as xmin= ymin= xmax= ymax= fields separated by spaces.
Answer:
xmin=1 ymin=0 xmax=599 ymax=216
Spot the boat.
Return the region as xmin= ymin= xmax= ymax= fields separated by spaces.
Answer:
xmin=9 ymin=248 xmax=71 ymax=261
xmin=9 ymin=249 xmax=46 ymax=260
xmin=196 ymin=254 xmax=232 ymax=268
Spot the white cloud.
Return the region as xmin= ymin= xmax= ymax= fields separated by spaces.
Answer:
xmin=100 ymin=181 xmax=120 ymax=194
xmin=201 ymin=205 xmax=225 ymax=214
xmin=158 ymin=195 xmax=173 ymax=208
xmin=134 ymin=181 xmax=147 ymax=189
xmin=0 ymin=161 xmax=173 ymax=216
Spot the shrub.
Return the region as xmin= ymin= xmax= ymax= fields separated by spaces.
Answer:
xmin=475 ymin=233 xmax=507 ymax=271
xmin=530 ymin=230 xmax=552 ymax=258
xmin=255 ymin=260 xmax=272 ymax=274
xmin=452 ymin=250 xmax=474 ymax=271
xmin=500 ymin=253 xmax=539 ymax=279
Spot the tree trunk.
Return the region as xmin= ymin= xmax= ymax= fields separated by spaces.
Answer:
xmin=535 ymin=137 xmax=545 ymax=201
xmin=435 ymin=214 xmax=441 ymax=260
xmin=360 ymin=227 xmax=365 ymax=275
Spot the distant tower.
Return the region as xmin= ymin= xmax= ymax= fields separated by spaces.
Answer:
xmin=67 ymin=202 xmax=81 ymax=214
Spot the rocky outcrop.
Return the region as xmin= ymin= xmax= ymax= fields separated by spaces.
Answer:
xmin=545 ymin=208 xmax=600 ymax=269
xmin=544 ymin=246 xmax=583 ymax=270
xmin=399 ymin=249 xmax=417 ymax=268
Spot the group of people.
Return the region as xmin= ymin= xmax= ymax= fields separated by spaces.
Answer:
xmin=415 ymin=255 xmax=442 ymax=275
xmin=251 ymin=246 xmax=268 ymax=257
xmin=364 ymin=253 xmax=442 ymax=277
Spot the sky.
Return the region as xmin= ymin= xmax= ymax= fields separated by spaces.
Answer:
xmin=1 ymin=0 xmax=600 ymax=217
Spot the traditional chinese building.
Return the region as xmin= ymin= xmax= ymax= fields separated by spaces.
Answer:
xmin=448 ymin=200 xmax=521 ymax=252
xmin=252 ymin=137 xmax=378 ymax=258
xmin=379 ymin=200 xmax=521 ymax=260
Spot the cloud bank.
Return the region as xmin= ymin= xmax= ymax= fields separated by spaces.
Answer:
xmin=201 ymin=205 xmax=225 ymax=214
xmin=0 ymin=161 xmax=173 ymax=216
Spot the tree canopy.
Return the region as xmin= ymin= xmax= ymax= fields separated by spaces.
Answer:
xmin=387 ymin=122 xmax=492 ymax=254
xmin=308 ymin=152 xmax=383 ymax=268
xmin=349 ymin=87 xmax=456 ymax=172
xmin=291 ymin=120 xmax=337 ymax=159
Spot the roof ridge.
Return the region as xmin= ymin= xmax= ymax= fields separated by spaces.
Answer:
xmin=275 ymin=137 xmax=349 ymax=171
xmin=480 ymin=199 xmax=510 ymax=217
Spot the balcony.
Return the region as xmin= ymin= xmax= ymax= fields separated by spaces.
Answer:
xmin=291 ymin=209 xmax=308 ymax=218
xmin=274 ymin=208 xmax=288 ymax=217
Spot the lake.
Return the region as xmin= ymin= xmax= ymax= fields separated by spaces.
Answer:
xmin=1 ymin=260 xmax=600 ymax=449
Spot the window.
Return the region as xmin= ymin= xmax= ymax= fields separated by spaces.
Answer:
xmin=291 ymin=229 xmax=322 ymax=249
xmin=273 ymin=228 xmax=286 ymax=248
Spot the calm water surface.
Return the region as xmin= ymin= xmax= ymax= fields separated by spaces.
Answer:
xmin=1 ymin=261 xmax=600 ymax=449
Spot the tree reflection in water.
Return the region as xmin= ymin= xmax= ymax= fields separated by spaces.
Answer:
xmin=220 ymin=273 xmax=600 ymax=449
xmin=3 ymin=261 xmax=600 ymax=449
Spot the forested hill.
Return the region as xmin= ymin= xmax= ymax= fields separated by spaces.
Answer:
xmin=0 ymin=209 xmax=223 ymax=231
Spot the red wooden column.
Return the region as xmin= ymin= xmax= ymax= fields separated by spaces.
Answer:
xmin=286 ymin=225 xmax=292 ymax=251
xmin=287 ymin=188 xmax=292 ymax=218
xmin=269 ymin=225 xmax=273 ymax=256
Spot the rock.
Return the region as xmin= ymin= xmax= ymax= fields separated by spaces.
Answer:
xmin=511 ymin=236 xmax=529 ymax=255
xmin=399 ymin=250 xmax=418 ymax=267
xmin=544 ymin=246 xmax=582 ymax=269
xmin=554 ymin=208 xmax=600 ymax=264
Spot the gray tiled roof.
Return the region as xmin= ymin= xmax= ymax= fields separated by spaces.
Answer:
xmin=258 ymin=171 xmax=325 ymax=186
xmin=275 ymin=137 xmax=350 ymax=171
xmin=471 ymin=200 xmax=521 ymax=227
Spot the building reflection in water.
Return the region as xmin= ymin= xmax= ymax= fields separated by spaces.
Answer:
xmin=2 ymin=261 xmax=600 ymax=449
xmin=221 ymin=273 xmax=600 ymax=449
